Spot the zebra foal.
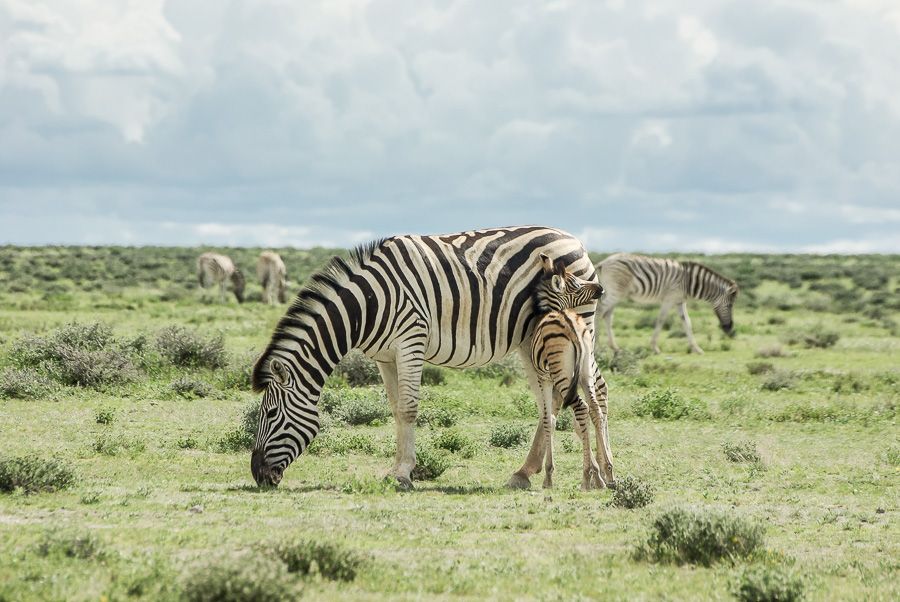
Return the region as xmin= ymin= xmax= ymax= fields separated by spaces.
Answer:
xmin=596 ymin=253 xmax=738 ymax=354
xmin=257 ymin=251 xmax=288 ymax=304
xmin=248 ymin=226 xmax=610 ymax=490
xmin=530 ymin=254 xmax=608 ymax=490
xmin=196 ymin=252 xmax=245 ymax=304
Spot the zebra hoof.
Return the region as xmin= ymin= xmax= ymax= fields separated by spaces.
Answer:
xmin=395 ymin=476 xmax=414 ymax=491
xmin=506 ymin=472 xmax=531 ymax=490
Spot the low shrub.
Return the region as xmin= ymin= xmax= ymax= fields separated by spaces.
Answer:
xmin=177 ymin=436 xmax=199 ymax=450
xmin=746 ymin=362 xmax=774 ymax=376
xmin=182 ymin=556 xmax=297 ymax=602
xmin=0 ymin=367 xmax=53 ymax=400
xmin=555 ymin=408 xmax=573 ymax=432
xmin=489 ymin=423 xmax=529 ymax=448
xmin=95 ymin=408 xmax=115 ymax=425
xmin=755 ymin=345 xmax=787 ymax=358
xmin=761 ymin=371 xmax=796 ymax=392
xmin=633 ymin=389 xmax=708 ymax=420
xmin=771 ymin=402 xmax=840 ymax=423
xmin=609 ymin=475 xmax=654 ymax=509
xmin=416 ymin=405 xmax=458 ymax=428
xmin=783 ymin=329 xmax=839 ymax=349
xmin=155 ymin=325 xmax=226 ymax=369
xmin=636 ymin=506 xmax=764 ymax=566
xmin=468 ymin=354 xmax=523 ymax=383
xmin=0 ymin=456 xmax=75 ymax=493
xmin=92 ymin=435 xmax=145 ymax=456
xmin=433 ymin=429 xmax=477 ymax=458
xmin=723 ymin=440 xmax=761 ymax=464
xmin=36 ymin=530 xmax=104 ymax=560
xmin=311 ymin=431 xmax=379 ymax=456
xmin=512 ymin=392 xmax=537 ymax=418
xmin=216 ymin=401 xmax=260 ymax=452
xmin=272 ymin=540 xmax=365 ymax=582
xmin=219 ymin=352 xmax=256 ymax=390
xmin=421 ymin=365 xmax=446 ymax=386
xmin=597 ymin=348 xmax=646 ymax=374
xmin=411 ymin=445 xmax=451 ymax=480
xmin=333 ymin=393 xmax=391 ymax=426
xmin=734 ymin=564 xmax=806 ymax=602
xmin=333 ymin=350 xmax=381 ymax=386
xmin=170 ymin=377 xmax=212 ymax=399
xmin=887 ymin=446 xmax=900 ymax=466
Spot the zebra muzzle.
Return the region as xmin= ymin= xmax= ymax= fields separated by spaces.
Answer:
xmin=251 ymin=448 xmax=283 ymax=487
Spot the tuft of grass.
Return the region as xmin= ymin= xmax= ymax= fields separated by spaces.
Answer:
xmin=170 ymin=377 xmax=212 ymax=399
xmin=182 ymin=556 xmax=297 ymax=602
xmin=0 ymin=367 xmax=53 ymax=400
xmin=95 ymin=407 xmax=115 ymax=425
xmin=746 ymin=361 xmax=775 ymax=376
xmin=333 ymin=350 xmax=381 ymax=386
xmin=633 ymin=389 xmax=709 ymax=420
xmin=489 ymin=423 xmax=529 ymax=448
xmin=783 ymin=328 xmax=839 ymax=349
xmin=887 ymin=446 xmax=900 ymax=466
xmin=636 ymin=506 xmax=764 ymax=567
xmin=723 ymin=440 xmax=762 ymax=464
xmin=432 ymin=429 xmax=477 ymax=458
xmin=217 ymin=400 xmax=261 ymax=452
xmin=755 ymin=345 xmax=788 ymax=358
xmin=177 ymin=436 xmax=199 ymax=450
xmin=155 ymin=325 xmax=226 ymax=369
xmin=411 ymin=445 xmax=452 ymax=481
xmin=468 ymin=354 xmax=523 ymax=382
xmin=0 ymin=456 xmax=75 ymax=494
xmin=761 ymin=370 xmax=796 ymax=392
xmin=733 ymin=564 xmax=806 ymax=602
xmin=609 ymin=475 xmax=654 ymax=509
xmin=35 ymin=530 xmax=104 ymax=560
xmin=92 ymin=434 xmax=146 ymax=456
xmin=310 ymin=431 xmax=379 ymax=456
xmin=272 ymin=540 xmax=365 ymax=582
xmin=554 ymin=408 xmax=573 ymax=432
xmin=416 ymin=405 xmax=458 ymax=428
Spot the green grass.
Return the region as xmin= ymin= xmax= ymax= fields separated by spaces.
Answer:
xmin=0 ymin=247 xmax=898 ymax=600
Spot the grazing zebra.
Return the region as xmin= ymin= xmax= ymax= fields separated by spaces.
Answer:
xmin=257 ymin=251 xmax=288 ymax=304
xmin=596 ymin=253 xmax=738 ymax=354
xmin=530 ymin=254 xmax=610 ymax=490
xmin=249 ymin=226 xmax=610 ymax=490
xmin=196 ymin=252 xmax=245 ymax=304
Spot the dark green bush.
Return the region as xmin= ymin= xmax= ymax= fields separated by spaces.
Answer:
xmin=755 ymin=345 xmax=787 ymax=358
xmin=155 ymin=325 xmax=226 ymax=369
xmin=333 ymin=350 xmax=381 ymax=386
xmin=411 ymin=445 xmax=452 ymax=480
xmin=554 ymin=408 xmax=573 ymax=432
xmin=416 ymin=405 xmax=458 ymax=428
xmin=734 ymin=565 xmax=806 ymax=602
xmin=633 ymin=389 xmax=709 ymax=420
xmin=182 ymin=556 xmax=297 ymax=602
xmin=723 ymin=441 xmax=761 ymax=464
xmin=597 ymin=348 xmax=647 ymax=374
xmin=421 ymin=365 xmax=446 ymax=386
xmin=432 ymin=429 xmax=477 ymax=458
xmin=272 ymin=540 xmax=365 ymax=582
xmin=95 ymin=408 xmax=115 ymax=425
xmin=36 ymin=530 xmax=104 ymax=560
xmin=609 ymin=475 xmax=654 ymax=509
xmin=489 ymin=423 xmax=529 ymax=448
xmin=0 ymin=456 xmax=75 ymax=493
xmin=637 ymin=506 xmax=764 ymax=566
xmin=220 ymin=352 xmax=256 ymax=390
xmin=177 ymin=436 xmax=199 ymax=450
xmin=0 ymin=367 xmax=53 ymax=399
xmin=311 ymin=431 xmax=379 ymax=456
xmin=170 ymin=377 xmax=212 ymax=399
xmin=92 ymin=435 xmax=145 ymax=456
xmin=746 ymin=362 xmax=774 ymax=376
xmin=468 ymin=354 xmax=523 ymax=382
xmin=761 ymin=371 xmax=795 ymax=392
xmin=333 ymin=393 xmax=391 ymax=426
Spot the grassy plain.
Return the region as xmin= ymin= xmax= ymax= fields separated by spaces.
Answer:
xmin=0 ymin=247 xmax=897 ymax=601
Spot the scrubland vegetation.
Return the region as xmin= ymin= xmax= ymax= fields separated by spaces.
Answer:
xmin=0 ymin=246 xmax=897 ymax=600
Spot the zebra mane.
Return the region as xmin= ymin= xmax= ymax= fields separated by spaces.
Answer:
xmin=251 ymin=238 xmax=389 ymax=392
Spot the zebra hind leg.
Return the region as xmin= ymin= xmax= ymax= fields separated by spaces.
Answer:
xmin=569 ymin=397 xmax=603 ymax=490
xmin=541 ymin=382 xmax=556 ymax=489
xmin=678 ymin=302 xmax=704 ymax=354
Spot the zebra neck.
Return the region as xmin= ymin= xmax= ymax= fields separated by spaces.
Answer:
xmin=684 ymin=264 xmax=727 ymax=302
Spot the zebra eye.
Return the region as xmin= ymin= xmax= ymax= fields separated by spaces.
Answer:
xmin=266 ymin=407 xmax=278 ymax=420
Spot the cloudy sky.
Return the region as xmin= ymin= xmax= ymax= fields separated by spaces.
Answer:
xmin=1 ymin=0 xmax=899 ymax=252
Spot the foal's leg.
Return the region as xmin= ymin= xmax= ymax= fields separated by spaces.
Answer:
xmin=508 ymin=346 xmax=551 ymax=489
xmin=583 ymin=353 xmax=615 ymax=487
xmin=569 ymin=397 xmax=603 ymax=490
xmin=541 ymin=382 xmax=556 ymax=489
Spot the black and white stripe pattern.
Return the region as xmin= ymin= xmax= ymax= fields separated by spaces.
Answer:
xmin=196 ymin=252 xmax=245 ymax=304
xmin=250 ymin=226 xmax=603 ymax=489
xmin=596 ymin=253 xmax=739 ymax=354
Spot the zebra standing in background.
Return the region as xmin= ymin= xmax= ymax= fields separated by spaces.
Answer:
xmin=257 ymin=251 xmax=288 ymax=304
xmin=530 ymin=254 xmax=610 ymax=491
xmin=596 ymin=253 xmax=739 ymax=355
xmin=249 ymin=226 xmax=614 ymax=490
xmin=196 ymin=252 xmax=245 ymax=304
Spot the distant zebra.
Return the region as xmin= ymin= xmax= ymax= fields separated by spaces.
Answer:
xmin=257 ymin=251 xmax=288 ymax=304
xmin=596 ymin=253 xmax=738 ymax=354
xmin=197 ymin=252 xmax=245 ymax=304
xmin=249 ymin=226 xmax=611 ymax=490
xmin=530 ymin=254 xmax=609 ymax=490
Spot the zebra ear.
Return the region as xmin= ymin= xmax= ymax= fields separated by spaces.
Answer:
xmin=269 ymin=358 xmax=289 ymax=386
xmin=539 ymin=253 xmax=554 ymax=275
xmin=551 ymin=274 xmax=565 ymax=293
xmin=552 ymin=258 xmax=567 ymax=276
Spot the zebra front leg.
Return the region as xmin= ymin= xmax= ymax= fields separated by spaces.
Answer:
xmin=650 ymin=302 xmax=674 ymax=354
xmin=508 ymin=346 xmax=550 ymax=489
xmin=377 ymin=357 xmax=420 ymax=490
xmin=541 ymin=382 xmax=556 ymax=489
xmin=678 ymin=302 xmax=704 ymax=354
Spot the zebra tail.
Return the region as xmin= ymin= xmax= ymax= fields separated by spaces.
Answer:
xmin=562 ymin=360 xmax=581 ymax=409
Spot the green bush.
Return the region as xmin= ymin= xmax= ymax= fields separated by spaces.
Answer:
xmin=0 ymin=367 xmax=53 ymax=399
xmin=177 ymin=436 xmax=199 ymax=450
xmin=723 ymin=441 xmax=761 ymax=464
xmin=633 ymin=389 xmax=708 ymax=420
xmin=755 ymin=345 xmax=787 ymax=358
xmin=734 ymin=565 xmax=806 ymax=602
xmin=182 ymin=556 xmax=297 ymax=602
xmin=555 ymin=408 xmax=573 ymax=432
xmin=761 ymin=370 xmax=796 ymax=391
xmin=411 ymin=445 xmax=452 ymax=480
xmin=636 ymin=506 xmax=764 ymax=566
xmin=887 ymin=446 xmax=900 ymax=466
xmin=333 ymin=393 xmax=391 ymax=426
xmin=421 ymin=365 xmax=446 ymax=386
xmin=433 ymin=429 xmax=477 ymax=458
xmin=220 ymin=352 xmax=256 ymax=390
xmin=489 ymin=423 xmax=529 ymax=448
xmin=272 ymin=540 xmax=365 ymax=582
xmin=609 ymin=475 xmax=654 ymax=509
xmin=92 ymin=435 xmax=146 ymax=456
xmin=95 ymin=408 xmax=115 ymax=425
xmin=597 ymin=348 xmax=647 ymax=374
xmin=334 ymin=350 xmax=381 ymax=386
xmin=311 ymin=431 xmax=379 ymax=456
xmin=746 ymin=362 xmax=774 ymax=376
xmin=468 ymin=354 xmax=523 ymax=382
xmin=170 ymin=377 xmax=212 ymax=399
xmin=416 ymin=405 xmax=458 ymax=428
xmin=155 ymin=325 xmax=226 ymax=369
xmin=0 ymin=456 xmax=75 ymax=493
xmin=36 ymin=530 xmax=104 ymax=560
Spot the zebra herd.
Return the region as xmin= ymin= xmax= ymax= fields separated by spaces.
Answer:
xmin=243 ymin=226 xmax=739 ymax=490
xmin=196 ymin=251 xmax=288 ymax=305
